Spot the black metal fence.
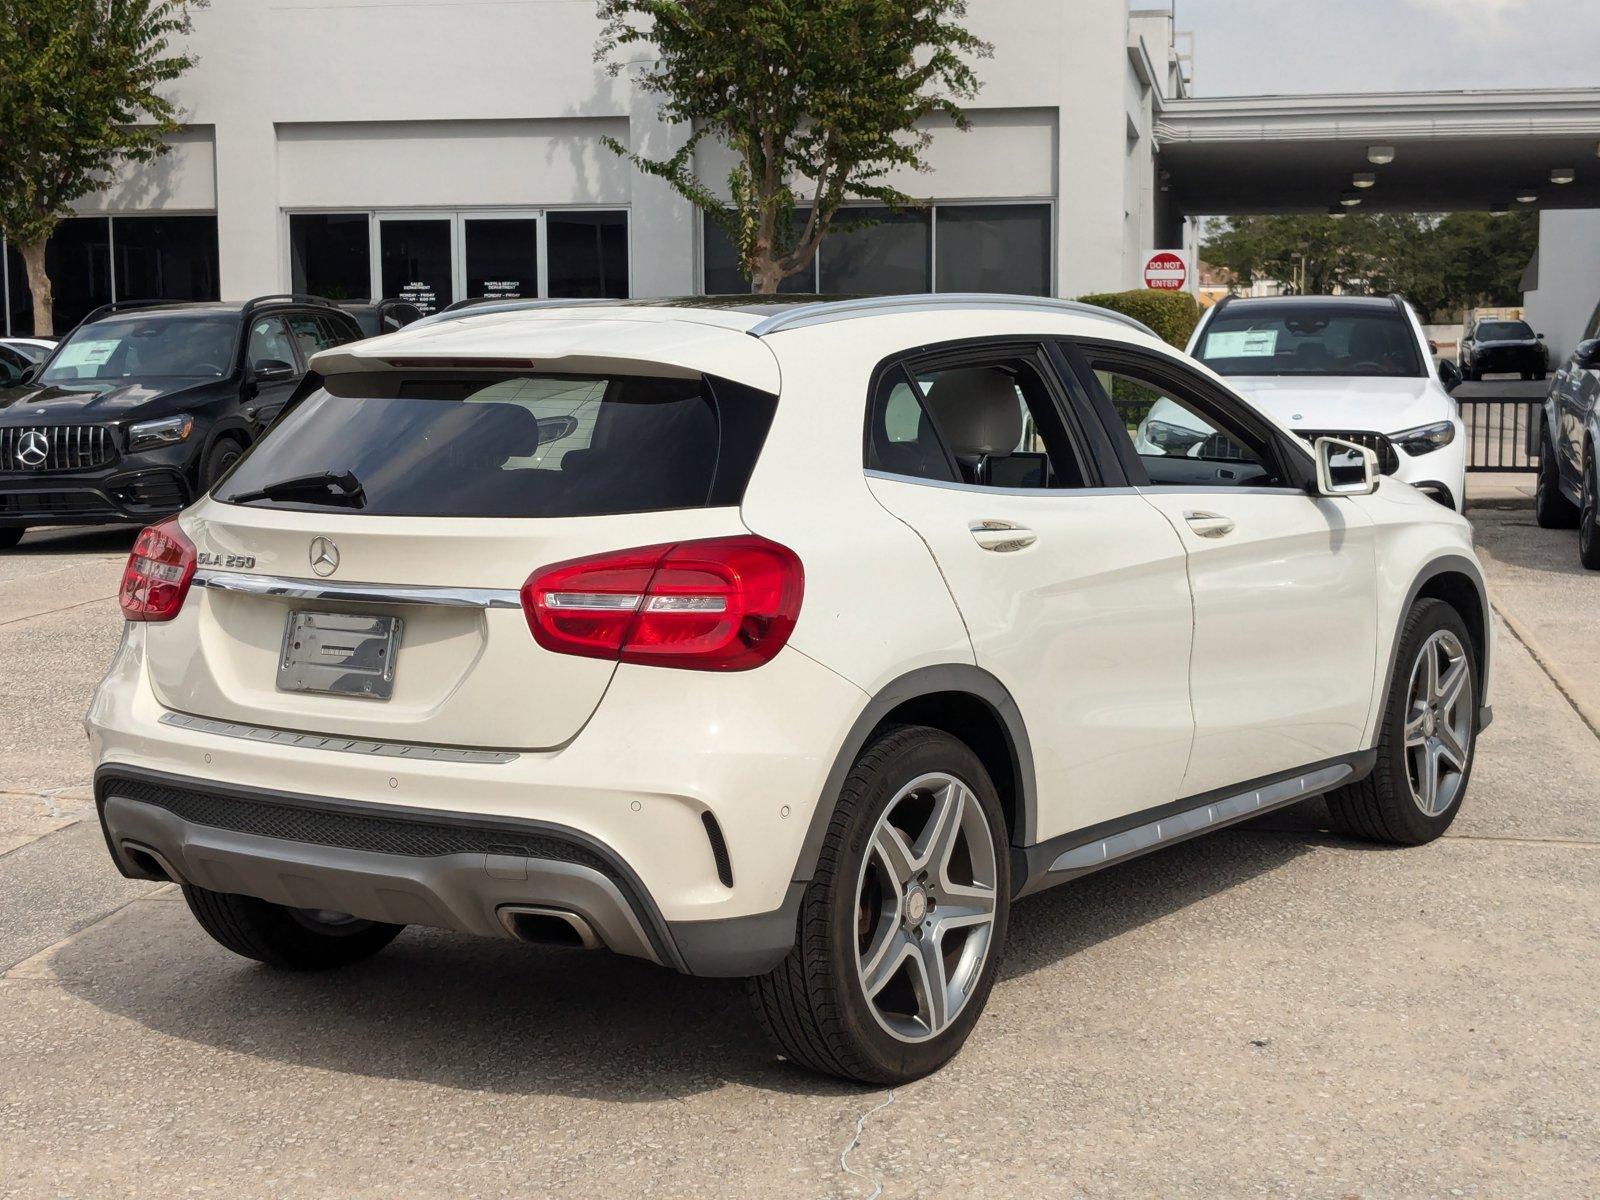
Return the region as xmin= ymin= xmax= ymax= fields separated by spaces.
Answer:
xmin=1458 ymin=396 xmax=1541 ymax=473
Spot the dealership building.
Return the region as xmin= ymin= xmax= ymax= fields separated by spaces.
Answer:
xmin=3 ymin=0 xmax=1598 ymax=356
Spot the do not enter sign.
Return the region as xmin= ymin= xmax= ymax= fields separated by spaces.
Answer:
xmin=1144 ymin=252 xmax=1188 ymax=291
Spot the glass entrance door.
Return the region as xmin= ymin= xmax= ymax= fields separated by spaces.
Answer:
xmin=378 ymin=216 xmax=454 ymax=316
xmin=462 ymin=215 xmax=539 ymax=301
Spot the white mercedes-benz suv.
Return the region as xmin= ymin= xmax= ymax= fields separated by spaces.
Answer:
xmin=89 ymin=295 xmax=1492 ymax=1084
xmin=1182 ymin=294 xmax=1468 ymax=512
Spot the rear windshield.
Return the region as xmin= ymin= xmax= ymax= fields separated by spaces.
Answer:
xmin=1196 ymin=303 xmax=1424 ymax=379
xmin=213 ymin=372 xmax=776 ymax=518
xmin=1476 ymin=321 xmax=1533 ymax=341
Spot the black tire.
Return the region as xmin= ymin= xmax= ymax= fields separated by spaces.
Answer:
xmin=1536 ymin=370 xmax=1548 ymax=382
xmin=0 ymin=528 xmax=25 ymax=550
xmin=199 ymin=434 xmax=247 ymax=491
xmin=749 ymin=725 xmax=1011 ymax=1084
xmin=1459 ymin=363 xmax=1476 ymax=382
xmin=1325 ymin=598 xmax=1478 ymax=846
xmin=182 ymin=883 xmax=404 ymax=970
xmin=1536 ymin=434 xmax=1581 ymax=529
xmin=1580 ymin=455 xmax=1600 ymax=571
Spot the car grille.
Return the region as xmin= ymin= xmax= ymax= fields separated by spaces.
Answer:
xmin=0 ymin=424 xmax=117 ymax=473
xmin=1294 ymin=429 xmax=1400 ymax=475
xmin=0 ymin=490 xmax=119 ymax=517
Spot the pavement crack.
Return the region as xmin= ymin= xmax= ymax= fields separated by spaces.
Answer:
xmin=0 ymin=593 xmax=117 ymax=629
xmin=839 ymin=1087 xmax=897 ymax=1200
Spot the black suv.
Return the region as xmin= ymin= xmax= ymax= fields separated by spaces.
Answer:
xmin=0 ymin=295 xmax=362 ymax=548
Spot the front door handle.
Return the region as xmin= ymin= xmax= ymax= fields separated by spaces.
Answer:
xmin=1183 ymin=510 xmax=1236 ymax=539
xmin=969 ymin=520 xmax=1037 ymax=553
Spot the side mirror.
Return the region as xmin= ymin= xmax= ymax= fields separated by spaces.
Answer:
xmin=1314 ymin=436 xmax=1379 ymax=498
xmin=18 ymin=365 xmax=39 ymax=386
xmin=1537 ymin=333 xmax=1546 ymax=340
xmin=251 ymin=358 xmax=296 ymax=384
xmin=1437 ymin=358 xmax=1462 ymax=392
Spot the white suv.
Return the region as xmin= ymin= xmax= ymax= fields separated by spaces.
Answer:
xmin=89 ymin=295 xmax=1492 ymax=1083
xmin=1184 ymin=295 xmax=1468 ymax=512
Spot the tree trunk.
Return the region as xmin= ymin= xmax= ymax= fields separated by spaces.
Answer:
xmin=18 ymin=237 xmax=54 ymax=338
xmin=749 ymin=255 xmax=784 ymax=295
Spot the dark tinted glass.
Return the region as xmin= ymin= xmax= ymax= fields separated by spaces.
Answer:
xmin=216 ymin=373 xmax=776 ymax=518
xmin=1477 ymin=321 xmax=1533 ymax=340
xmin=547 ymin=211 xmax=628 ymax=298
xmin=41 ymin=313 xmax=238 ymax=383
xmin=46 ymin=218 xmax=113 ymax=331
xmin=465 ymin=218 xmax=537 ymax=300
xmin=1196 ymin=303 xmax=1424 ymax=378
xmin=290 ymin=214 xmax=372 ymax=302
xmin=4 ymin=242 xmax=29 ymax=336
xmin=112 ymin=216 xmax=220 ymax=304
xmin=380 ymin=219 xmax=454 ymax=316
xmin=702 ymin=210 xmax=816 ymax=295
xmin=819 ymin=208 xmax=931 ymax=295
xmin=934 ymin=205 xmax=1050 ymax=296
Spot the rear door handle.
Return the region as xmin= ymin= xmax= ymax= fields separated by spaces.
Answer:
xmin=969 ymin=520 xmax=1037 ymax=553
xmin=1183 ymin=510 xmax=1235 ymax=538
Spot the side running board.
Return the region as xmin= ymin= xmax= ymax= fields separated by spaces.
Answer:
xmin=1046 ymin=762 xmax=1355 ymax=881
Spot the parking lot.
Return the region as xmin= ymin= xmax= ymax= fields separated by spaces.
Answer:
xmin=2 ymin=488 xmax=1597 ymax=1199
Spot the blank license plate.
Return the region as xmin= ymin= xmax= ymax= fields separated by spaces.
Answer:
xmin=277 ymin=611 xmax=403 ymax=701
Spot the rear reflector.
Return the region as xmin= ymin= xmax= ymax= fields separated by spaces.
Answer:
xmin=522 ymin=535 xmax=803 ymax=671
xmin=119 ymin=518 xmax=197 ymax=622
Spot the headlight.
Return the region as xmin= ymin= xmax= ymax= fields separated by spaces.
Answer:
xmin=1390 ymin=420 xmax=1456 ymax=456
xmin=1142 ymin=418 xmax=1210 ymax=453
xmin=127 ymin=414 xmax=195 ymax=452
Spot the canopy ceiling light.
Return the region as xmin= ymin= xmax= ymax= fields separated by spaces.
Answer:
xmin=1368 ymin=146 xmax=1396 ymax=165
xmin=1490 ymin=204 xmax=1510 ymax=215
xmin=1551 ymin=167 xmax=1576 ymax=185
xmin=1516 ymin=191 xmax=1539 ymax=204
xmin=1328 ymin=205 xmax=1347 ymax=219
xmin=1339 ymin=192 xmax=1363 ymax=207
xmin=1353 ymin=172 xmax=1377 ymax=189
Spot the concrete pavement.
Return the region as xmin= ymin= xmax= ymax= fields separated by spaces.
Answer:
xmin=1 ymin=515 xmax=1597 ymax=1198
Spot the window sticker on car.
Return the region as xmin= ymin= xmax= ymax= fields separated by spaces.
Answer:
xmin=53 ymin=339 xmax=119 ymax=369
xmin=1205 ymin=329 xmax=1278 ymax=358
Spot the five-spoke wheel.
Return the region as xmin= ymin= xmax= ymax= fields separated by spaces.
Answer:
xmin=1403 ymin=629 xmax=1474 ymax=818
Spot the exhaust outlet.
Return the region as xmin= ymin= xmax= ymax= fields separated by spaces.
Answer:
xmin=121 ymin=841 xmax=182 ymax=884
xmin=497 ymin=905 xmax=603 ymax=951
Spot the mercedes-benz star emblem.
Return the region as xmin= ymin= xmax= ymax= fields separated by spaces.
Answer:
xmin=15 ymin=430 xmax=48 ymax=469
xmin=308 ymin=536 xmax=340 ymax=577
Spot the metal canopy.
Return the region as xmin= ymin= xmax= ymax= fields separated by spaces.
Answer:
xmin=1157 ymin=88 xmax=1600 ymax=214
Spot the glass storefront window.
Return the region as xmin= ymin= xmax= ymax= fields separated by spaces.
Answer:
xmin=4 ymin=242 xmax=30 ymax=337
xmin=702 ymin=211 xmax=818 ymax=294
xmin=379 ymin=218 xmax=455 ymax=316
xmin=112 ymin=215 xmax=221 ymax=304
xmin=290 ymin=213 xmax=372 ymax=302
xmin=45 ymin=218 xmax=114 ymax=332
xmin=935 ymin=204 xmax=1051 ymax=296
xmin=818 ymin=207 xmax=931 ymax=296
xmin=548 ymin=211 xmax=629 ymax=298
xmin=465 ymin=217 xmax=538 ymax=301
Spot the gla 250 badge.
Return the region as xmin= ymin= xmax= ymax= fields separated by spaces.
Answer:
xmin=196 ymin=552 xmax=256 ymax=569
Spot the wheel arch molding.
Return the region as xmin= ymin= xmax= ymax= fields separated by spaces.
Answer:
xmin=1381 ymin=554 xmax=1493 ymax=737
xmin=792 ymin=664 xmax=1039 ymax=886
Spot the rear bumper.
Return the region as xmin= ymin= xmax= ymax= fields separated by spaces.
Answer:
xmin=96 ymin=765 xmax=804 ymax=976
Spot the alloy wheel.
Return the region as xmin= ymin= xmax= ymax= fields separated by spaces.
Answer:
xmin=854 ymin=772 xmax=999 ymax=1043
xmin=1583 ymin=464 xmax=1598 ymax=558
xmin=1403 ymin=629 xmax=1473 ymax=817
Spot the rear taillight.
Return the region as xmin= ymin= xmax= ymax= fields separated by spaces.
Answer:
xmin=522 ymin=536 xmax=803 ymax=671
xmin=119 ymin=519 xmax=197 ymax=622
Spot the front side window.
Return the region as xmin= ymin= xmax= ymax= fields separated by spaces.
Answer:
xmin=1091 ymin=358 xmax=1281 ymax=488
xmin=214 ymin=372 xmax=775 ymax=518
xmin=1196 ymin=303 xmax=1424 ymax=378
xmin=246 ymin=317 xmax=298 ymax=371
xmin=40 ymin=314 xmax=237 ymax=385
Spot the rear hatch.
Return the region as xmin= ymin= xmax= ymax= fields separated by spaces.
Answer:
xmin=148 ymin=367 xmax=776 ymax=749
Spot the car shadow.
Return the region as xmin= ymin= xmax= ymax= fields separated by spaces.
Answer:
xmin=16 ymin=526 xmax=139 ymax=555
xmin=1472 ymin=516 xmax=1590 ymax=579
xmin=47 ymin=812 xmax=1335 ymax=1100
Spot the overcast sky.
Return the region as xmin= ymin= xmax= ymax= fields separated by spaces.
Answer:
xmin=1164 ymin=0 xmax=1600 ymax=95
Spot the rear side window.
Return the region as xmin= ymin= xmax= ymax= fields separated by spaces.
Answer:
xmin=214 ymin=372 xmax=776 ymax=518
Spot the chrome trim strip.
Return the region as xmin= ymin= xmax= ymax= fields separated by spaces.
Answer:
xmin=191 ymin=570 xmax=522 ymax=609
xmin=158 ymin=711 xmax=520 ymax=764
xmin=864 ymin=469 xmax=1143 ymax=498
xmin=747 ymin=294 xmax=1160 ymax=340
xmin=1047 ymin=762 xmax=1352 ymax=878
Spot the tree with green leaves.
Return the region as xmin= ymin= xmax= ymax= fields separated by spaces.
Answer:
xmin=595 ymin=0 xmax=990 ymax=293
xmin=1202 ymin=210 xmax=1537 ymax=321
xmin=0 ymin=0 xmax=201 ymax=335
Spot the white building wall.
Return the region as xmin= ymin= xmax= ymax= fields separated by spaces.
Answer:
xmin=1524 ymin=209 xmax=1600 ymax=363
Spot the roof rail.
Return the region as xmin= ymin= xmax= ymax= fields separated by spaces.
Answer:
xmin=744 ymin=293 xmax=1162 ymax=340
xmin=73 ymin=298 xmax=201 ymax=328
xmin=243 ymin=293 xmax=336 ymax=314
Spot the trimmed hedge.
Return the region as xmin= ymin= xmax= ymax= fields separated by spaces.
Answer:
xmin=1075 ymin=289 xmax=1200 ymax=350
